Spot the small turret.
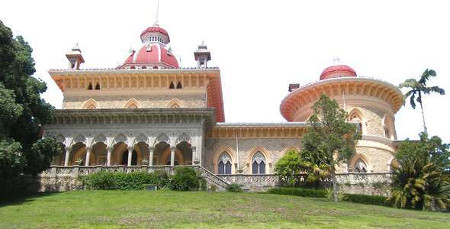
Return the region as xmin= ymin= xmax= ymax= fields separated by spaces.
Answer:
xmin=194 ymin=42 xmax=211 ymax=68
xmin=65 ymin=44 xmax=85 ymax=70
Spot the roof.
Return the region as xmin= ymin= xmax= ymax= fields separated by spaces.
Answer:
xmin=320 ymin=65 xmax=357 ymax=80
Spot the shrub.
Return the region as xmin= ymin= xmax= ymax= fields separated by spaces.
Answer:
xmin=209 ymin=184 xmax=217 ymax=192
xmin=267 ymin=187 xmax=327 ymax=198
xmin=226 ymin=183 xmax=243 ymax=192
xmin=342 ymin=193 xmax=388 ymax=206
xmin=170 ymin=167 xmax=202 ymax=191
xmin=82 ymin=171 xmax=169 ymax=190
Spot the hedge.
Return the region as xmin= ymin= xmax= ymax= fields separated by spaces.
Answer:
xmin=81 ymin=170 xmax=169 ymax=190
xmin=267 ymin=187 xmax=327 ymax=198
xmin=342 ymin=193 xmax=388 ymax=206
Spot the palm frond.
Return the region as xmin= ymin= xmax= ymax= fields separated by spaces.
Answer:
xmin=419 ymin=69 xmax=436 ymax=85
xmin=429 ymin=86 xmax=445 ymax=95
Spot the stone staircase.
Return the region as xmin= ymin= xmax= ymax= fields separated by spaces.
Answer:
xmin=191 ymin=165 xmax=229 ymax=191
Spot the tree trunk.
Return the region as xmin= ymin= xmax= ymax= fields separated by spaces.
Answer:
xmin=419 ymin=99 xmax=427 ymax=134
xmin=331 ymin=167 xmax=338 ymax=202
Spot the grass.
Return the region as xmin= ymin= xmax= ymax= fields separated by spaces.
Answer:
xmin=0 ymin=190 xmax=449 ymax=228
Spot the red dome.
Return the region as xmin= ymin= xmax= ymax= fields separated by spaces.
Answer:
xmin=140 ymin=26 xmax=169 ymax=37
xmin=320 ymin=65 xmax=357 ymax=80
xmin=118 ymin=44 xmax=179 ymax=69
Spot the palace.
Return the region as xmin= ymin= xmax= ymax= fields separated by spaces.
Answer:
xmin=43 ymin=20 xmax=403 ymax=191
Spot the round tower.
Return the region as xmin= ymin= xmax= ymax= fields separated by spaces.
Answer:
xmin=280 ymin=64 xmax=404 ymax=173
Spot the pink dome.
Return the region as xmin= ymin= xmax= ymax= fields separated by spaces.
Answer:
xmin=140 ymin=26 xmax=170 ymax=42
xmin=118 ymin=24 xmax=178 ymax=69
xmin=320 ymin=65 xmax=357 ymax=80
xmin=119 ymin=44 xmax=179 ymax=69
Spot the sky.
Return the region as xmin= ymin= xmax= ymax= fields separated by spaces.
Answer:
xmin=1 ymin=0 xmax=449 ymax=142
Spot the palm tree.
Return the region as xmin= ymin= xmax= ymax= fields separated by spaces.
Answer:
xmin=399 ymin=69 xmax=445 ymax=133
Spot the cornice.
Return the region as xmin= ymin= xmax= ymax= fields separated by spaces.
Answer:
xmin=209 ymin=122 xmax=308 ymax=139
xmin=46 ymin=108 xmax=216 ymax=129
xmin=280 ymin=77 xmax=404 ymax=122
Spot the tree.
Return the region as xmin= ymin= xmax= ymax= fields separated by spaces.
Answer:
xmin=399 ymin=69 xmax=445 ymax=133
xmin=0 ymin=20 xmax=59 ymax=184
xmin=301 ymin=94 xmax=361 ymax=201
xmin=274 ymin=150 xmax=307 ymax=187
xmin=387 ymin=133 xmax=449 ymax=211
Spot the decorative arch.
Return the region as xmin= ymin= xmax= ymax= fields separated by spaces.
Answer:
xmin=113 ymin=133 xmax=127 ymax=145
xmin=168 ymin=98 xmax=183 ymax=108
xmin=383 ymin=114 xmax=395 ymax=140
xmin=348 ymin=108 xmax=365 ymax=134
xmin=73 ymin=134 xmax=86 ymax=145
xmin=82 ymin=99 xmax=99 ymax=109
xmin=354 ymin=159 xmax=368 ymax=173
xmin=348 ymin=154 xmax=370 ymax=173
xmin=212 ymin=146 xmax=237 ymax=174
xmin=176 ymin=132 xmax=191 ymax=145
xmin=124 ymin=98 xmax=140 ymax=109
xmin=134 ymin=133 xmax=148 ymax=144
xmin=93 ymin=134 xmax=107 ymax=145
xmin=247 ymin=147 xmax=271 ymax=175
xmin=154 ymin=133 xmax=170 ymax=146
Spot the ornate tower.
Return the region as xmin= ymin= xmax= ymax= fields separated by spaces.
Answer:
xmin=118 ymin=22 xmax=179 ymax=69
xmin=65 ymin=44 xmax=84 ymax=70
xmin=194 ymin=42 xmax=211 ymax=68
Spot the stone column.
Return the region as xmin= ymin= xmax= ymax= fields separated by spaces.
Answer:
xmin=170 ymin=146 xmax=176 ymax=166
xmin=64 ymin=146 xmax=71 ymax=166
xmin=106 ymin=146 xmax=112 ymax=166
xmin=85 ymin=147 xmax=91 ymax=166
xmin=127 ymin=146 xmax=133 ymax=166
xmin=192 ymin=146 xmax=197 ymax=165
xmin=149 ymin=146 xmax=154 ymax=166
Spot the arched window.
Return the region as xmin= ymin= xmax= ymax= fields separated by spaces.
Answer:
xmin=87 ymin=83 xmax=93 ymax=90
xmin=349 ymin=109 xmax=364 ymax=134
xmin=169 ymin=82 xmax=175 ymax=89
xmin=354 ymin=159 xmax=368 ymax=173
xmin=142 ymin=66 xmax=147 ymax=69
xmin=95 ymin=83 xmax=100 ymax=90
xmin=176 ymin=82 xmax=182 ymax=89
xmin=252 ymin=152 xmax=266 ymax=175
xmin=218 ymin=152 xmax=232 ymax=174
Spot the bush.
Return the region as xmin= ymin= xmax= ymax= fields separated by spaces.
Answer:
xmin=0 ymin=175 xmax=39 ymax=198
xmin=267 ymin=187 xmax=327 ymax=198
xmin=342 ymin=194 xmax=388 ymax=206
xmin=170 ymin=167 xmax=203 ymax=191
xmin=82 ymin=171 xmax=169 ymax=190
xmin=226 ymin=183 xmax=243 ymax=192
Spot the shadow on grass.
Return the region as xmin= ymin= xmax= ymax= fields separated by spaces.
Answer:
xmin=0 ymin=192 xmax=60 ymax=208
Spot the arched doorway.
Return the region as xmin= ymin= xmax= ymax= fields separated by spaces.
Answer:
xmin=176 ymin=141 xmax=192 ymax=165
xmin=91 ymin=142 xmax=107 ymax=165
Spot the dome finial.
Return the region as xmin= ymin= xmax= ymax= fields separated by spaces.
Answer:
xmin=333 ymin=57 xmax=341 ymax=64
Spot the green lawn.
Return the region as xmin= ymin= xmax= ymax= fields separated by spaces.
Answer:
xmin=0 ymin=190 xmax=448 ymax=228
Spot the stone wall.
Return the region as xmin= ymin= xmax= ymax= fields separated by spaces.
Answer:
xmin=38 ymin=166 xmax=392 ymax=195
